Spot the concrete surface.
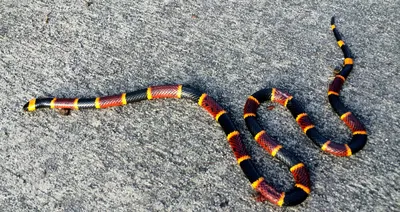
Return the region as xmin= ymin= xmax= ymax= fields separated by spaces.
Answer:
xmin=1 ymin=0 xmax=399 ymax=211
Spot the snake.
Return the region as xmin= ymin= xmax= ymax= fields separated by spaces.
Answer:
xmin=22 ymin=17 xmax=365 ymax=207
xmin=244 ymin=17 xmax=367 ymax=157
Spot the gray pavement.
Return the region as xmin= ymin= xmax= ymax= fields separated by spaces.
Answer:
xmin=0 ymin=0 xmax=399 ymax=211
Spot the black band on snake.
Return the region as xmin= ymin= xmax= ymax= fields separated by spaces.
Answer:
xmin=244 ymin=17 xmax=367 ymax=157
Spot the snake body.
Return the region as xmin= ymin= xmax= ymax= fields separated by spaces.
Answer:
xmin=244 ymin=17 xmax=367 ymax=157
xmin=326 ymin=17 xmax=368 ymax=155
xmin=23 ymin=17 xmax=366 ymax=207
xmin=23 ymin=85 xmax=310 ymax=206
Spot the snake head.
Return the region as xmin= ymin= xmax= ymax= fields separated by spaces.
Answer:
xmin=23 ymin=99 xmax=34 ymax=111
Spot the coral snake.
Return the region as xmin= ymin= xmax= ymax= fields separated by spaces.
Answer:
xmin=23 ymin=17 xmax=366 ymax=207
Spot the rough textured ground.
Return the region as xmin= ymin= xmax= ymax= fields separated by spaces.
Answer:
xmin=1 ymin=0 xmax=399 ymax=211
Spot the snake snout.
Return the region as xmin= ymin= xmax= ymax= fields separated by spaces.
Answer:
xmin=23 ymin=102 xmax=30 ymax=111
